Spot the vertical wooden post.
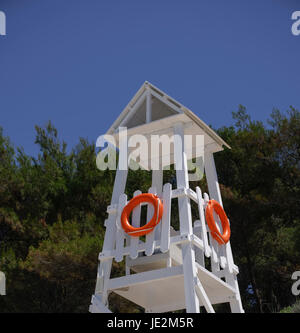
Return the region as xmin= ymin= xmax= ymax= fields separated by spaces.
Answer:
xmin=94 ymin=156 xmax=128 ymax=307
xmin=152 ymin=169 xmax=163 ymax=241
xmin=174 ymin=123 xmax=200 ymax=313
xmin=204 ymin=151 xmax=223 ymax=206
xmin=204 ymin=150 xmax=244 ymax=313
xmin=152 ymin=169 xmax=163 ymax=196
xmin=204 ymin=152 xmax=221 ymax=274
xmin=146 ymin=88 xmax=152 ymax=123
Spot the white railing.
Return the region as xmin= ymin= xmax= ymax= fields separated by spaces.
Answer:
xmin=99 ymin=184 xmax=238 ymax=276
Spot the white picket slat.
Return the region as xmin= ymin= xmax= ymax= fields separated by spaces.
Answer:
xmin=160 ymin=183 xmax=172 ymax=253
xmin=225 ymin=243 xmax=234 ymax=274
xmin=195 ymin=187 xmax=211 ymax=258
xmin=145 ymin=187 xmax=157 ymax=256
xmin=213 ymin=212 xmax=227 ymax=269
xmin=152 ymin=169 xmax=163 ymax=242
xmin=203 ymin=192 xmax=220 ymax=273
xmin=225 ymin=219 xmax=234 ymax=274
xmin=115 ymin=194 xmax=127 ymax=262
xmin=193 ymin=221 xmax=205 ymax=266
xmin=129 ymin=190 xmax=142 ymax=259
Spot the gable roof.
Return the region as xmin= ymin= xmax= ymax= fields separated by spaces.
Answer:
xmin=106 ymin=81 xmax=230 ymax=151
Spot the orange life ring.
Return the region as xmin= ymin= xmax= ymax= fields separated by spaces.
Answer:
xmin=205 ymin=200 xmax=231 ymax=245
xmin=121 ymin=193 xmax=163 ymax=237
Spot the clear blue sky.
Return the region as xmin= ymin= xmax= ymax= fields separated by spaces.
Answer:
xmin=0 ymin=0 xmax=299 ymax=156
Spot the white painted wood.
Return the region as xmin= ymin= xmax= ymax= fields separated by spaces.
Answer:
xmin=203 ymin=192 xmax=220 ymax=273
xmin=145 ymin=187 xmax=157 ymax=256
xmin=150 ymin=88 xmax=182 ymax=114
xmin=195 ymin=277 xmax=215 ymax=313
xmin=146 ymin=88 xmax=152 ymax=123
xmin=193 ymin=221 xmax=205 ymax=267
xmin=225 ymin=273 xmax=244 ymax=313
xmin=195 ymin=262 xmax=235 ymax=294
xmin=204 ymin=151 xmax=223 ymax=206
xmin=115 ymin=194 xmax=127 ymax=262
xmin=109 ymin=265 xmax=184 ymax=290
xmin=152 ymin=169 xmax=163 ymax=241
xmin=181 ymin=243 xmax=200 ymax=312
xmin=225 ymin=242 xmax=234 ymax=274
xmin=125 ymin=262 xmax=130 ymax=275
xmin=90 ymin=295 xmax=112 ymax=313
xmin=146 ymin=301 xmax=186 ymax=313
xmin=216 ymin=218 xmax=227 ymax=269
xmin=204 ymin=152 xmax=228 ymax=270
xmin=101 ymin=234 xmax=194 ymax=260
xmin=204 ymin=151 xmax=243 ymax=312
xmin=108 ymin=112 xmax=224 ymax=171
xmin=127 ymin=252 xmax=170 ymax=269
xmin=129 ymin=190 xmax=142 ymax=260
xmin=91 ymin=83 xmax=244 ymax=313
xmin=174 ymin=125 xmax=193 ymax=235
xmin=160 ymin=183 xmax=172 ymax=253
xmin=107 ymin=81 xmax=230 ymax=152
xmin=195 ymin=187 xmax=211 ymax=258
xmin=174 ymin=123 xmax=200 ymax=313
xmin=124 ymin=234 xmax=131 ymax=257
xmin=219 ymin=218 xmax=234 ymax=274
xmin=191 ymin=234 xmax=205 ymax=252
xmin=112 ymin=262 xmax=236 ymax=311
xmin=151 ymin=170 xmax=163 ymax=195
xmin=210 ymin=210 xmax=227 ymax=269
xmin=93 ymin=161 xmax=128 ymax=308
xmin=186 ymin=188 xmax=198 ymax=202
xmin=119 ymin=90 xmax=147 ymax=127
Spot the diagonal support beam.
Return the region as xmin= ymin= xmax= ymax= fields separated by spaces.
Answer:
xmin=195 ymin=277 xmax=215 ymax=313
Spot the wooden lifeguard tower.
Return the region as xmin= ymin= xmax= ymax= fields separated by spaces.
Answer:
xmin=89 ymin=82 xmax=244 ymax=313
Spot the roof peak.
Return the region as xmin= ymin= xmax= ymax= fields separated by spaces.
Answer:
xmin=106 ymin=82 xmax=230 ymax=151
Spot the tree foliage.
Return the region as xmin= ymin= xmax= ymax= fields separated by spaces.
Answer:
xmin=0 ymin=106 xmax=299 ymax=312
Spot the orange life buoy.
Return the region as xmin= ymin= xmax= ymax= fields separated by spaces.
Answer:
xmin=205 ymin=200 xmax=231 ymax=245
xmin=121 ymin=193 xmax=163 ymax=237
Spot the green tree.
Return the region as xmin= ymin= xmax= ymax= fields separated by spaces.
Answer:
xmin=1 ymin=107 xmax=299 ymax=313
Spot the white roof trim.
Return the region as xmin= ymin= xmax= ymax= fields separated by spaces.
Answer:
xmin=106 ymin=81 xmax=230 ymax=150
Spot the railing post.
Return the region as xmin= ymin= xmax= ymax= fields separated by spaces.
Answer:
xmin=174 ymin=123 xmax=200 ymax=313
xmin=204 ymin=150 xmax=244 ymax=312
xmin=92 ymin=151 xmax=128 ymax=309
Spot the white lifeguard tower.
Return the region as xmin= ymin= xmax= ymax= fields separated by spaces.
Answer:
xmin=90 ymin=82 xmax=244 ymax=313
